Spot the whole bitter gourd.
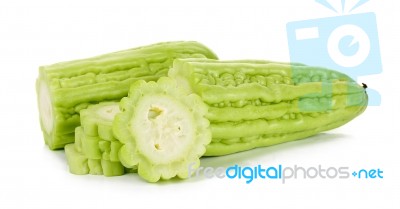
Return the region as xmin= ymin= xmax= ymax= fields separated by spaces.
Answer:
xmin=168 ymin=58 xmax=368 ymax=156
xmin=36 ymin=41 xmax=218 ymax=150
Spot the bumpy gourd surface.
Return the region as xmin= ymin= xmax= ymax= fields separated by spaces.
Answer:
xmin=169 ymin=58 xmax=368 ymax=156
xmin=113 ymin=77 xmax=211 ymax=182
xmin=36 ymin=41 xmax=218 ymax=149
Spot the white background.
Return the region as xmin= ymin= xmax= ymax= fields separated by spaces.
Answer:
xmin=1 ymin=0 xmax=399 ymax=208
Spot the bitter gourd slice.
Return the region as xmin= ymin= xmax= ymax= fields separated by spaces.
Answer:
xmin=169 ymin=58 xmax=368 ymax=156
xmin=65 ymin=143 xmax=125 ymax=176
xmin=37 ymin=41 xmax=218 ymax=150
xmin=67 ymin=102 xmax=129 ymax=176
xmin=65 ymin=144 xmax=89 ymax=175
xmin=79 ymin=102 xmax=120 ymax=158
xmin=113 ymin=77 xmax=211 ymax=182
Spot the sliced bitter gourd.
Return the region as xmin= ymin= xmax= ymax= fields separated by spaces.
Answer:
xmin=169 ymin=58 xmax=368 ymax=156
xmin=79 ymin=101 xmax=120 ymax=159
xmin=65 ymin=143 xmax=125 ymax=176
xmin=65 ymin=144 xmax=89 ymax=175
xmin=66 ymin=102 xmax=129 ymax=176
xmin=37 ymin=41 xmax=218 ymax=150
xmin=113 ymin=77 xmax=211 ymax=182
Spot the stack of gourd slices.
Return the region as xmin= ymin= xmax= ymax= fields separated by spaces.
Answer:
xmin=65 ymin=102 xmax=135 ymax=176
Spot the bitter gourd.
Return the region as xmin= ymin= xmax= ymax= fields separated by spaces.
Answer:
xmin=36 ymin=41 xmax=218 ymax=150
xmin=169 ymin=58 xmax=368 ymax=156
xmin=66 ymin=102 xmax=133 ymax=176
xmin=113 ymin=77 xmax=211 ymax=182
xmin=65 ymin=143 xmax=126 ymax=176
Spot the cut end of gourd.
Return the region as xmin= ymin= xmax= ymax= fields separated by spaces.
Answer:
xmin=114 ymin=77 xmax=211 ymax=182
xmin=38 ymin=80 xmax=54 ymax=135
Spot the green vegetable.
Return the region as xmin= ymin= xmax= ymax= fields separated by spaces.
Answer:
xmin=79 ymin=102 xmax=120 ymax=159
xmin=169 ymin=58 xmax=368 ymax=156
xmin=65 ymin=144 xmax=89 ymax=175
xmin=36 ymin=41 xmax=218 ymax=150
xmin=113 ymin=77 xmax=211 ymax=182
xmin=65 ymin=144 xmax=125 ymax=176
xmin=65 ymin=102 xmax=128 ymax=176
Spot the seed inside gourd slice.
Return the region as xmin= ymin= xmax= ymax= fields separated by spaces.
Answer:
xmin=132 ymin=94 xmax=195 ymax=164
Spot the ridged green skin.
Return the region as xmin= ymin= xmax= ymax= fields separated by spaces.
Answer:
xmin=66 ymin=102 xmax=128 ymax=176
xmin=36 ymin=41 xmax=218 ymax=150
xmin=113 ymin=77 xmax=211 ymax=182
xmin=169 ymin=59 xmax=368 ymax=156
